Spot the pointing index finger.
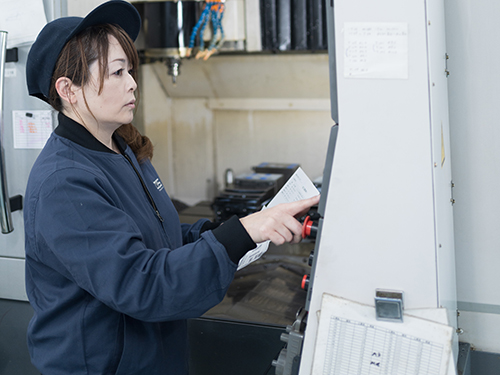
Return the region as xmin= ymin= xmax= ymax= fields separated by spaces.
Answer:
xmin=283 ymin=194 xmax=320 ymax=216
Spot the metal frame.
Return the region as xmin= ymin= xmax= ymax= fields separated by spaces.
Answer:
xmin=0 ymin=31 xmax=13 ymax=234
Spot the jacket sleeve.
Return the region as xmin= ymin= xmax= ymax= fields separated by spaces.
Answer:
xmin=25 ymin=167 xmax=253 ymax=322
xmin=180 ymin=220 xmax=212 ymax=244
xmin=181 ymin=218 xmax=256 ymax=265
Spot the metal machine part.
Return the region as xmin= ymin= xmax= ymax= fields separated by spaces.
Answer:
xmin=304 ymin=125 xmax=338 ymax=311
xmin=374 ymin=289 xmax=405 ymax=323
xmin=261 ymin=0 xmax=328 ymax=51
xmin=212 ymin=163 xmax=299 ymax=223
xmin=166 ymin=56 xmax=181 ymax=84
xmin=137 ymin=0 xmax=230 ymax=83
xmin=0 ymin=31 xmax=13 ymax=234
xmin=212 ymin=178 xmax=274 ymax=223
xmin=272 ymin=308 xmax=307 ymax=375
xmin=138 ymin=1 xmax=202 ymax=83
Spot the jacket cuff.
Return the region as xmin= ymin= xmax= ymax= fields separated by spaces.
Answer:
xmin=211 ymin=215 xmax=256 ymax=264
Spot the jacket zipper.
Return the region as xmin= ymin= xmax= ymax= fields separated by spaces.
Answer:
xmin=122 ymin=153 xmax=164 ymax=223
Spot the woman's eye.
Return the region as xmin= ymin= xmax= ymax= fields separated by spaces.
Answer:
xmin=128 ymin=69 xmax=135 ymax=76
xmin=114 ymin=69 xmax=123 ymax=76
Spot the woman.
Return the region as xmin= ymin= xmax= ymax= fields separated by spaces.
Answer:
xmin=24 ymin=1 xmax=319 ymax=374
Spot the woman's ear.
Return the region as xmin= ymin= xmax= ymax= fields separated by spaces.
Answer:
xmin=55 ymin=77 xmax=78 ymax=105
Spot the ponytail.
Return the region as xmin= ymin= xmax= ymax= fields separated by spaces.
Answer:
xmin=116 ymin=123 xmax=154 ymax=163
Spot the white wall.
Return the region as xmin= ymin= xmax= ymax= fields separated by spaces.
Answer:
xmin=140 ymin=55 xmax=333 ymax=205
xmin=67 ymin=0 xmax=104 ymax=16
xmin=445 ymin=0 xmax=500 ymax=353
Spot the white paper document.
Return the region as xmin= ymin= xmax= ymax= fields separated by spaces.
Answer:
xmin=343 ymin=22 xmax=409 ymax=79
xmin=311 ymin=294 xmax=453 ymax=375
xmin=237 ymin=167 xmax=319 ymax=270
xmin=13 ymin=110 xmax=53 ymax=149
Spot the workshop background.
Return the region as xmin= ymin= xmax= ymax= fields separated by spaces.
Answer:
xmin=0 ymin=0 xmax=499 ymax=374
xmin=69 ymin=0 xmax=500 ymax=361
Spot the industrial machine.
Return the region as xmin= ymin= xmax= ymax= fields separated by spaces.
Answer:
xmin=270 ymin=0 xmax=459 ymax=374
xmin=212 ymin=162 xmax=299 ymax=222
xmin=131 ymin=0 xmax=328 ymax=83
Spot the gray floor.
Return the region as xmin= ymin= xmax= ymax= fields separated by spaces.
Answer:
xmin=0 ymin=299 xmax=38 ymax=375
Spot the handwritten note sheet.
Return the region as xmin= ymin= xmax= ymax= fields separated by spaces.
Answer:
xmin=344 ymin=22 xmax=409 ymax=79
xmin=13 ymin=110 xmax=53 ymax=149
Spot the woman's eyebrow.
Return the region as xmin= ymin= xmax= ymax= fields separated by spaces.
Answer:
xmin=109 ymin=58 xmax=127 ymax=64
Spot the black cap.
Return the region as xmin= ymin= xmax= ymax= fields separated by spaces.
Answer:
xmin=26 ymin=0 xmax=141 ymax=103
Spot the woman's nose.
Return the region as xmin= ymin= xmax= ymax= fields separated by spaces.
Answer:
xmin=128 ymin=72 xmax=137 ymax=91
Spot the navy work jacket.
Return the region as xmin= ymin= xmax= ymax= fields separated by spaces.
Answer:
xmin=24 ymin=113 xmax=255 ymax=375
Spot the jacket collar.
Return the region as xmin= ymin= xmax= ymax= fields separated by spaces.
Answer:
xmin=54 ymin=112 xmax=127 ymax=154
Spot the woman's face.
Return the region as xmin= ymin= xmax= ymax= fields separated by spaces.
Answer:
xmin=75 ymin=34 xmax=137 ymax=132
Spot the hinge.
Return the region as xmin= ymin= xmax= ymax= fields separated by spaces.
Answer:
xmin=450 ymin=180 xmax=455 ymax=205
xmin=6 ymin=48 xmax=18 ymax=63
xmin=445 ymin=53 xmax=450 ymax=77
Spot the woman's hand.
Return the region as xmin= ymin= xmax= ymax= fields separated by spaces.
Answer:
xmin=240 ymin=195 xmax=320 ymax=245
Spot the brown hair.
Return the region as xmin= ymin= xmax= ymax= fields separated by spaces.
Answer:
xmin=49 ymin=23 xmax=153 ymax=162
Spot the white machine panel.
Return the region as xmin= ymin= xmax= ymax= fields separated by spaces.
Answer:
xmin=299 ymin=0 xmax=457 ymax=373
xmin=0 ymin=0 xmax=62 ymax=300
xmin=0 ymin=258 xmax=27 ymax=301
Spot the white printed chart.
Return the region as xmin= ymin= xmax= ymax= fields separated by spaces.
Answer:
xmin=322 ymin=317 xmax=444 ymax=375
xmin=312 ymin=294 xmax=453 ymax=375
xmin=12 ymin=110 xmax=53 ymax=149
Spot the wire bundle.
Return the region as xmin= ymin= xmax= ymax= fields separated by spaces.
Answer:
xmin=186 ymin=0 xmax=225 ymax=60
